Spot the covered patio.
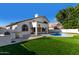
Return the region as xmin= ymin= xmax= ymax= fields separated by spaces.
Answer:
xmin=31 ymin=21 xmax=48 ymax=35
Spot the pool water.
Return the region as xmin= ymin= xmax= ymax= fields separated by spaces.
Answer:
xmin=50 ymin=33 xmax=76 ymax=37
xmin=51 ymin=33 xmax=62 ymax=36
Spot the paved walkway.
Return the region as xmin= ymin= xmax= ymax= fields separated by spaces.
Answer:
xmin=28 ymin=34 xmax=45 ymax=40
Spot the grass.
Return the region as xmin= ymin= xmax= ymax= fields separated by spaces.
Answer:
xmin=0 ymin=35 xmax=79 ymax=55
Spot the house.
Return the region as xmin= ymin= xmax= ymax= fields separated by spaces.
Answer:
xmin=6 ymin=14 xmax=49 ymax=37
xmin=0 ymin=15 xmax=49 ymax=46
xmin=56 ymin=22 xmax=63 ymax=29
xmin=0 ymin=26 xmax=6 ymax=30
xmin=49 ymin=22 xmax=63 ymax=30
xmin=49 ymin=23 xmax=54 ymax=30
xmin=48 ymin=22 xmax=63 ymax=33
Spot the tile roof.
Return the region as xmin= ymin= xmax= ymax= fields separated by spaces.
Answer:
xmin=6 ymin=16 xmax=49 ymax=27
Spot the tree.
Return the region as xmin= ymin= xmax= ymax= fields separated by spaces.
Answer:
xmin=56 ymin=5 xmax=79 ymax=29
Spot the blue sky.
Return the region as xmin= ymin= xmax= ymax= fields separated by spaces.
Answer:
xmin=0 ymin=3 xmax=77 ymax=26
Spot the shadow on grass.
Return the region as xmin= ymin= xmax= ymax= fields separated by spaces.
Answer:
xmin=0 ymin=43 xmax=36 ymax=55
xmin=0 ymin=37 xmax=51 ymax=55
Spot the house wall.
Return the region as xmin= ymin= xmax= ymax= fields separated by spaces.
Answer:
xmin=6 ymin=27 xmax=10 ymax=29
xmin=0 ymin=29 xmax=16 ymax=46
xmin=32 ymin=17 xmax=48 ymax=27
xmin=37 ymin=22 xmax=48 ymax=28
xmin=0 ymin=29 xmax=31 ymax=46
xmin=35 ymin=17 xmax=48 ymax=22
xmin=7 ymin=21 xmax=32 ymax=37
xmin=17 ymin=21 xmax=31 ymax=36
xmin=0 ymin=35 xmax=12 ymax=46
xmin=32 ymin=21 xmax=37 ymax=27
xmin=48 ymin=23 xmax=54 ymax=30
xmin=13 ymin=21 xmax=31 ymax=31
xmin=0 ymin=32 xmax=30 ymax=47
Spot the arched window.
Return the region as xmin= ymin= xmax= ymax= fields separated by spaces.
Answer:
xmin=4 ymin=31 xmax=10 ymax=35
xmin=22 ymin=24 xmax=28 ymax=31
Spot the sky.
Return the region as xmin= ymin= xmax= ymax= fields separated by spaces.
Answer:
xmin=0 ymin=3 xmax=77 ymax=26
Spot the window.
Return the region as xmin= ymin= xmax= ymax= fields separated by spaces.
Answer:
xmin=54 ymin=26 xmax=59 ymax=29
xmin=4 ymin=31 xmax=10 ymax=35
xmin=42 ymin=27 xmax=46 ymax=32
xmin=44 ymin=21 xmax=48 ymax=24
xmin=22 ymin=24 xmax=28 ymax=31
xmin=33 ymin=27 xmax=35 ymax=32
xmin=10 ymin=26 xmax=12 ymax=29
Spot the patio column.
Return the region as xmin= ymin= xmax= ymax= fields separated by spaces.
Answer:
xmin=35 ymin=22 xmax=38 ymax=35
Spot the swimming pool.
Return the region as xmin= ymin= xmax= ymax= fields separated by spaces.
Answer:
xmin=50 ymin=33 xmax=77 ymax=37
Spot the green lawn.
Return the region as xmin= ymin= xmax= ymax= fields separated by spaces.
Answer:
xmin=0 ymin=35 xmax=79 ymax=55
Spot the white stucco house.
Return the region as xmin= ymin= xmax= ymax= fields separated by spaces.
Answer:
xmin=0 ymin=15 xmax=49 ymax=46
xmin=6 ymin=15 xmax=49 ymax=36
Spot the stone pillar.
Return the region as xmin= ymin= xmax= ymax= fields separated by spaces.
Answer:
xmin=35 ymin=22 xmax=38 ymax=35
xmin=46 ymin=29 xmax=48 ymax=33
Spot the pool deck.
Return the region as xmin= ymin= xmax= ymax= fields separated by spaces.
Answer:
xmin=28 ymin=33 xmax=78 ymax=40
xmin=28 ymin=34 xmax=48 ymax=40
